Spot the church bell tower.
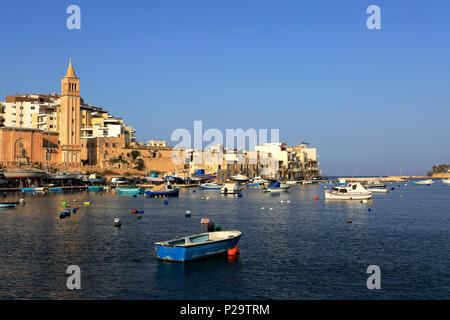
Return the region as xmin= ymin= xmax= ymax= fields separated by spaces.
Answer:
xmin=60 ymin=58 xmax=81 ymax=164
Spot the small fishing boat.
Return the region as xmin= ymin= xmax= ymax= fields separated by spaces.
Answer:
xmin=263 ymin=181 xmax=289 ymax=193
xmin=199 ymin=183 xmax=222 ymax=190
xmin=413 ymin=179 xmax=433 ymax=186
xmin=48 ymin=187 xmax=63 ymax=192
xmin=87 ymin=186 xmax=104 ymax=191
xmin=442 ymin=178 xmax=450 ymax=184
xmin=0 ymin=201 xmax=19 ymax=208
xmin=325 ymin=183 xmax=372 ymax=200
xmin=145 ymin=184 xmax=179 ymax=197
xmin=231 ymin=174 xmax=249 ymax=183
xmin=155 ymin=231 xmax=242 ymax=262
xmin=370 ymin=187 xmax=389 ymax=193
xmin=116 ymin=187 xmax=143 ymax=194
xmin=220 ymin=182 xmax=243 ymax=194
xmin=20 ymin=187 xmax=46 ymax=193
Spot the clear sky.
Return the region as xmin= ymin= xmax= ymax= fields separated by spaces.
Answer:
xmin=1 ymin=0 xmax=449 ymax=176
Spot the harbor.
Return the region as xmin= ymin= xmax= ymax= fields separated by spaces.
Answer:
xmin=0 ymin=179 xmax=449 ymax=299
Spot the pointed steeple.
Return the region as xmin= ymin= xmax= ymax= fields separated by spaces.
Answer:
xmin=65 ymin=57 xmax=77 ymax=78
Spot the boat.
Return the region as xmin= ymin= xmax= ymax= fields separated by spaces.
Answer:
xmin=3 ymin=169 xmax=48 ymax=179
xmin=0 ymin=201 xmax=19 ymax=208
xmin=199 ymin=183 xmax=222 ymax=190
xmin=116 ymin=187 xmax=143 ymax=194
xmin=20 ymin=187 xmax=46 ymax=193
xmin=231 ymin=174 xmax=249 ymax=183
xmin=145 ymin=184 xmax=179 ymax=197
xmin=251 ymin=176 xmax=270 ymax=185
xmin=442 ymin=178 xmax=450 ymax=184
xmin=48 ymin=187 xmax=63 ymax=192
xmin=51 ymin=172 xmax=79 ymax=180
xmin=413 ymin=179 xmax=433 ymax=186
xmin=285 ymin=181 xmax=299 ymax=185
xmin=370 ymin=187 xmax=389 ymax=193
xmin=155 ymin=231 xmax=242 ymax=262
xmin=263 ymin=181 xmax=289 ymax=193
xmin=220 ymin=182 xmax=243 ymax=194
xmin=325 ymin=183 xmax=372 ymax=200
xmin=87 ymin=186 xmax=104 ymax=191
xmin=88 ymin=174 xmax=106 ymax=184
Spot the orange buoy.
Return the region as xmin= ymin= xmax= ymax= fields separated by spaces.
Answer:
xmin=370 ymin=200 xmax=373 ymax=204
xmin=228 ymin=246 xmax=240 ymax=256
xmin=347 ymin=220 xmax=352 ymax=224
xmin=201 ymin=218 xmax=210 ymax=224
xmin=314 ymin=196 xmax=319 ymax=200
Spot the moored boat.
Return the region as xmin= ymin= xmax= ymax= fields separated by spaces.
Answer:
xmin=0 ymin=201 xmax=19 ymax=208
xmin=199 ymin=183 xmax=222 ymax=190
xmin=413 ymin=179 xmax=433 ymax=186
xmin=325 ymin=183 xmax=372 ymax=200
xmin=4 ymin=169 xmax=48 ymax=179
xmin=155 ymin=231 xmax=242 ymax=262
xmin=263 ymin=181 xmax=289 ymax=193
xmin=87 ymin=186 xmax=104 ymax=191
xmin=220 ymin=182 xmax=243 ymax=194
xmin=116 ymin=187 xmax=143 ymax=194
xmin=370 ymin=187 xmax=389 ymax=193
xmin=21 ymin=187 xmax=46 ymax=193
xmin=145 ymin=184 xmax=179 ymax=197
xmin=442 ymin=178 xmax=450 ymax=184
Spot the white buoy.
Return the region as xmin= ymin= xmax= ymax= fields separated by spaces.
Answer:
xmin=113 ymin=218 xmax=121 ymax=227
xmin=362 ymin=200 xmax=368 ymax=204
xmin=73 ymin=199 xmax=77 ymax=202
xmin=269 ymin=208 xmax=273 ymax=211
xmin=280 ymin=200 xmax=284 ymax=203
xmin=287 ymin=200 xmax=291 ymax=203
xmin=206 ymin=196 xmax=210 ymax=200
xmin=261 ymin=207 xmax=265 ymax=210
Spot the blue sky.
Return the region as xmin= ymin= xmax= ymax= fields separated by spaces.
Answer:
xmin=1 ymin=0 xmax=449 ymax=176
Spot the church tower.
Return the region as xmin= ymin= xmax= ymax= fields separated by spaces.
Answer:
xmin=60 ymin=58 xmax=81 ymax=164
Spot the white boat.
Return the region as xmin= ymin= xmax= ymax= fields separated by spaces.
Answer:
xmin=251 ymin=176 xmax=270 ymax=184
xmin=220 ymin=182 xmax=243 ymax=194
xmin=413 ymin=179 xmax=433 ymax=186
xmin=325 ymin=183 xmax=372 ymax=200
xmin=370 ymin=187 xmax=389 ymax=193
xmin=285 ymin=181 xmax=299 ymax=185
xmin=4 ymin=169 xmax=48 ymax=179
xmin=231 ymin=174 xmax=249 ymax=183
xmin=442 ymin=178 xmax=450 ymax=184
xmin=199 ymin=183 xmax=222 ymax=190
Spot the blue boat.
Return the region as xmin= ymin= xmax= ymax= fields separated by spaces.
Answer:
xmin=48 ymin=187 xmax=62 ymax=192
xmin=145 ymin=184 xmax=179 ymax=197
xmin=0 ymin=201 xmax=19 ymax=208
xmin=155 ymin=231 xmax=242 ymax=262
xmin=87 ymin=186 xmax=103 ymax=191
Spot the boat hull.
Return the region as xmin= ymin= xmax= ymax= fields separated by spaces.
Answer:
xmin=156 ymin=235 xmax=241 ymax=262
xmin=117 ymin=188 xmax=143 ymax=194
xmin=325 ymin=191 xmax=372 ymax=200
xmin=87 ymin=186 xmax=103 ymax=191
xmin=145 ymin=189 xmax=179 ymax=197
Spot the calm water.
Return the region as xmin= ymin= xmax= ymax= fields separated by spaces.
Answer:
xmin=0 ymin=183 xmax=449 ymax=299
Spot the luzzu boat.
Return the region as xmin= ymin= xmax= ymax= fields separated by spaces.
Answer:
xmin=145 ymin=184 xmax=179 ymax=197
xmin=199 ymin=183 xmax=222 ymax=190
xmin=116 ymin=187 xmax=143 ymax=194
xmin=325 ymin=183 xmax=372 ymax=200
xmin=155 ymin=231 xmax=242 ymax=262
xmin=48 ymin=187 xmax=63 ymax=192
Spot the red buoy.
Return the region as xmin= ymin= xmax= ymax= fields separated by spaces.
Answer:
xmin=314 ymin=196 xmax=319 ymax=200
xmin=228 ymin=246 xmax=240 ymax=256
xmin=131 ymin=209 xmax=137 ymax=214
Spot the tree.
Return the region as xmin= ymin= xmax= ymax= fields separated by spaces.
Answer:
xmin=134 ymin=158 xmax=145 ymax=171
xmin=130 ymin=150 xmax=140 ymax=160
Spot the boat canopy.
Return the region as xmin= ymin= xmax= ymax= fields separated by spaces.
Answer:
xmin=268 ymin=181 xmax=281 ymax=189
